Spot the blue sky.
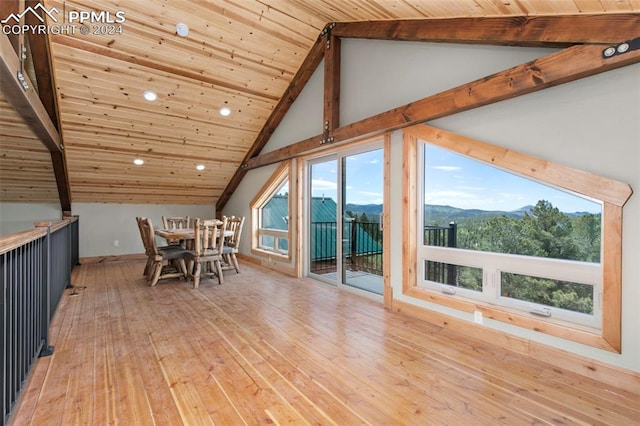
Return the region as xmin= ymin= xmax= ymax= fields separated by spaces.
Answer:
xmin=308 ymin=146 xmax=601 ymax=214
xmin=424 ymin=144 xmax=601 ymax=214
xmin=310 ymin=149 xmax=384 ymax=205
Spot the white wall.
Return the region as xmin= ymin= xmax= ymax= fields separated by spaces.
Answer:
xmin=0 ymin=202 xmax=62 ymax=237
xmin=72 ymin=203 xmax=215 ymax=257
xmin=224 ymin=38 xmax=640 ymax=372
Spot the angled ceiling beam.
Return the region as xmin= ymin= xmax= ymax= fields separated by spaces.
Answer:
xmin=0 ymin=0 xmax=22 ymax=53
xmin=244 ymin=41 xmax=640 ymax=170
xmin=1 ymin=32 xmax=60 ymax=152
xmin=24 ymin=1 xmax=72 ymax=212
xmin=216 ymin=31 xmax=326 ymax=211
xmin=1 ymin=30 xmax=72 ymax=212
xmin=331 ymin=14 xmax=640 ymax=46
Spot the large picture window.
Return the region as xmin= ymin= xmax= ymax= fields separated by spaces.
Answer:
xmin=420 ymin=143 xmax=602 ymax=328
xmin=403 ymin=125 xmax=631 ymax=352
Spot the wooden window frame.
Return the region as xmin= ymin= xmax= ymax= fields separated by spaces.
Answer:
xmin=402 ymin=124 xmax=632 ymax=353
xmin=250 ymin=161 xmax=293 ymax=261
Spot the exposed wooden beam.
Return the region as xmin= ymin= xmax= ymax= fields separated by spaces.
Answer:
xmin=331 ymin=14 xmax=640 ymax=46
xmin=50 ymin=150 xmax=72 ymax=211
xmin=26 ymin=1 xmax=59 ymax=130
xmin=323 ymin=29 xmax=340 ymax=132
xmin=0 ymin=0 xmax=23 ymax=54
xmin=24 ymin=1 xmax=71 ymax=211
xmin=0 ymin=32 xmax=61 ymax=152
xmin=244 ymin=42 xmax=640 ymax=170
xmin=216 ymin=31 xmax=326 ymax=211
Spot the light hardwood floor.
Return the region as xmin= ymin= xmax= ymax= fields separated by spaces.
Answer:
xmin=10 ymin=260 xmax=640 ymax=425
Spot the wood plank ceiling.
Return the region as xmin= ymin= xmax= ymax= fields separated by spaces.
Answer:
xmin=1 ymin=0 xmax=639 ymax=206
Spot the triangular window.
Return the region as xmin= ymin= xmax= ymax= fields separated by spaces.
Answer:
xmin=250 ymin=162 xmax=291 ymax=258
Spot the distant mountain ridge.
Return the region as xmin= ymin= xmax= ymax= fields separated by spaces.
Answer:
xmin=345 ymin=203 xmax=598 ymax=224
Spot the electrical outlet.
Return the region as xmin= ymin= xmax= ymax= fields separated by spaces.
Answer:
xmin=474 ymin=310 xmax=483 ymax=325
xmin=114 ymin=240 xmax=119 ymax=247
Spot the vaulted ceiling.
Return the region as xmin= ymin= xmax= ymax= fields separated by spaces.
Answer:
xmin=1 ymin=1 xmax=639 ymax=209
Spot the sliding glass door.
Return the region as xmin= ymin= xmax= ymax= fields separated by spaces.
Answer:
xmin=341 ymin=149 xmax=383 ymax=294
xmin=307 ymin=142 xmax=384 ymax=296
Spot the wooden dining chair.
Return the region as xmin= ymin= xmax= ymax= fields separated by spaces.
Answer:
xmin=222 ymin=216 xmax=245 ymax=273
xmin=139 ymin=217 xmax=188 ymax=286
xmin=161 ymin=216 xmax=191 ymax=246
xmin=185 ymin=217 xmax=227 ymax=288
xmin=136 ymin=217 xmax=184 ymax=278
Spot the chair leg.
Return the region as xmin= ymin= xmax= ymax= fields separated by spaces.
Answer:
xmin=214 ymin=259 xmax=224 ymax=284
xmin=192 ymin=263 xmax=201 ymax=289
xmin=144 ymin=256 xmax=153 ymax=277
xmin=231 ymin=253 xmax=240 ymax=273
xmin=177 ymin=258 xmax=188 ymax=279
xmin=149 ymin=262 xmax=162 ymax=287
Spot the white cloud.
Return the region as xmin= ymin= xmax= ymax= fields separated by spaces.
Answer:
xmin=434 ymin=165 xmax=461 ymax=172
xmin=311 ymin=178 xmax=337 ymax=190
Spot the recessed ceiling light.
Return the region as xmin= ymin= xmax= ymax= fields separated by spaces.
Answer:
xmin=142 ymin=90 xmax=157 ymax=101
xmin=176 ymin=23 xmax=189 ymax=37
xmin=219 ymin=106 xmax=231 ymax=116
xmin=196 ymin=164 xmax=205 ymax=171
xmin=133 ymin=158 xmax=144 ymax=165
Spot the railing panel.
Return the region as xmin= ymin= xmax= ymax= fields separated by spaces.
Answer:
xmin=2 ymin=217 xmax=79 ymax=425
xmin=2 ymin=237 xmax=47 ymax=426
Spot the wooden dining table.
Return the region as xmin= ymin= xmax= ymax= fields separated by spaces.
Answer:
xmin=155 ymin=225 xmax=233 ymax=246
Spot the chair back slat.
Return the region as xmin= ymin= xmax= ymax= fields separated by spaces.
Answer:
xmin=140 ymin=217 xmax=161 ymax=256
xmin=193 ymin=218 xmax=226 ymax=257
xmin=162 ymin=216 xmax=190 ymax=229
xmin=225 ymin=216 xmax=245 ymax=249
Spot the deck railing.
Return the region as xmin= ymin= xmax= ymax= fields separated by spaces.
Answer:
xmin=1 ymin=217 xmax=79 ymax=425
xmin=310 ymin=220 xmax=383 ymax=276
xmin=424 ymin=222 xmax=458 ymax=285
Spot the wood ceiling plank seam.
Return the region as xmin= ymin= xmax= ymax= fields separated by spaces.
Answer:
xmin=58 ymin=102 xmax=270 ymax=128
xmin=49 ymin=36 xmax=283 ymax=102
xmin=67 ymin=180 xmax=223 ymax=190
xmin=54 ymin=89 xmax=271 ymax=126
xmin=0 ymin=142 xmax=50 ymax=153
xmin=59 ymin=0 xmax=313 ymax=71
xmin=262 ymin=0 xmax=343 ymax=24
xmin=64 ymin=148 xmax=244 ymax=165
xmin=0 ymin=134 xmax=43 ymax=144
xmin=88 ymin=0 xmax=317 ymax=48
xmin=292 ymin=0 xmax=365 ymax=21
xmin=191 ymin=0 xmax=318 ymax=47
xmin=0 ymin=155 xmax=54 ymax=163
xmin=58 ymin=121 xmax=258 ymax=147
xmin=59 ymin=129 xmax=253 ymax=152
xmin=252 ymin=0 xmax=328 ymax=30
xmin=59 ymin=121 xmax=255 ymax=144
xmin=51 ymin=48 xmax=288 ymax=100
xmin=346 ymin=0 xmax=402 ymax=20
xmin=601 ymin=0 xmax=639 ymax=10
xmin=65 ymin=166 xmax=237 ymax=176
xmin=56 ymin=101 xmax=264 ymax=134
xmin=515 ymin=0 xmax=561 ymax=14
xmin=65 ymin=141 xmax=246 ymax=159
xmin=65 ymin=167 xmax=237 ymax=177
xmin=51 ymin=54 xmax=282 ymax=106
xmin=386 ymin=0 xmax=433 ymax=17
